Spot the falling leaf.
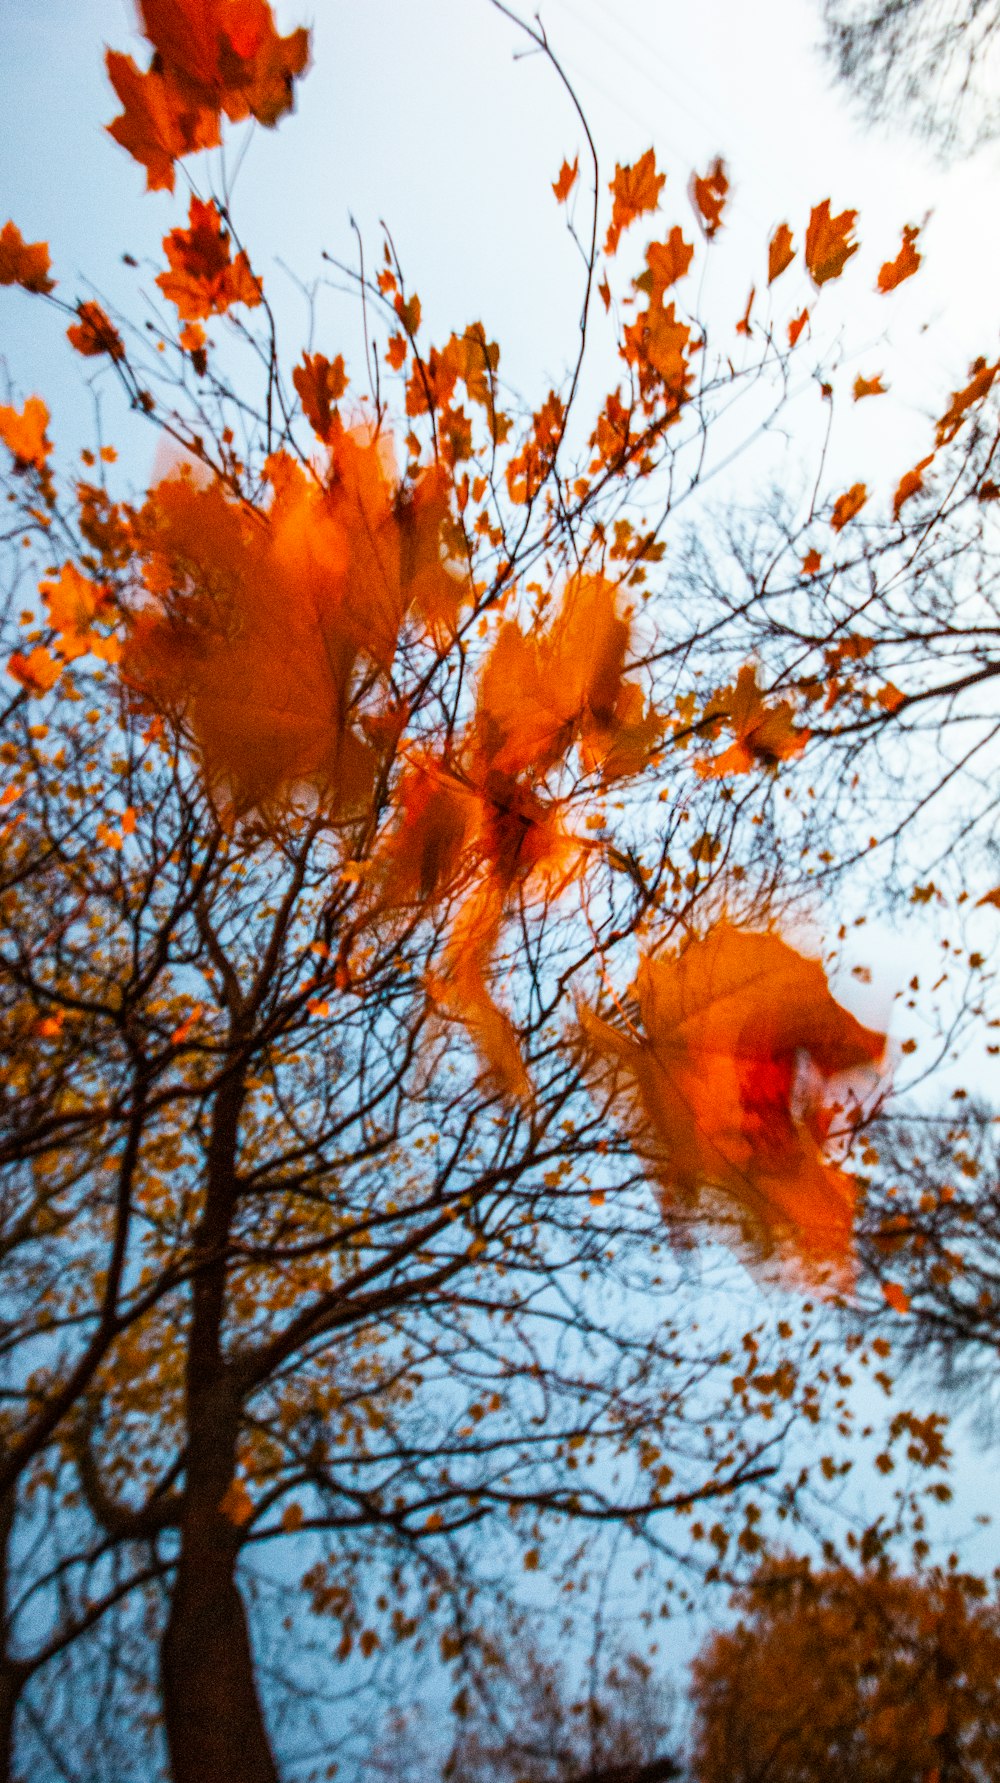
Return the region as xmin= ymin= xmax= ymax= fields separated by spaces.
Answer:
xmin=292 ymin=352 xmax=348 ymax=442
xmin=767 ymin=222 xmax=795 ymax=284
xmin=882 ymin=1281 xmax=910 ymax=1315
xmin=105 ymin=0 xmax=310 ymax=192
xmin=0 ymin=220 xmax=54 ymax=294
xmin=830 ymin=483 xmax=867 ymax=531
xmin=605 ymin=149 xmax=665 ymax=255
xmin=689 ymin=157 xmax=729 ymax=238
xmin=7 ymin=646 xmax=61 ymax=695
xmin=735 ymin=286 xmax=755 ymax=337
xmin=877 ymin=224 xmax=921 ymax=293
xmin=804 ymin=200 xmax=859 ymax=286
xmin=852 ymin=374 xmax=886 ymax=401
xmin=935 ymin=358 xmax=999 ymax=446
xmin=787 ymin=308 xmax=809 ymax=347
xmin=67 ymin=301 xmax=125 ymax=360
xmin=581 ymin=923 xmax=886 ymax=1284
xmin=552 ymin=156 xmax=579 ymax=203
xmin=156 ymin=196 xmax=261 ymax=319
xmin=0 ymin=396 xmax=51 ymax=469
xmin=695 ymin=665 xmax=808 ymax=778
xmin=892 ymin=454 xmax=934 ymax=519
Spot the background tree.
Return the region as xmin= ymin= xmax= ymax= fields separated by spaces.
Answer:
xmin=2 ymin=3 xmax=998 ymax=1781
xmin=821 ymin=0 xmax=1000 ymax=156
xmin=689 ymin=1556 xmax=1000 ymax=1781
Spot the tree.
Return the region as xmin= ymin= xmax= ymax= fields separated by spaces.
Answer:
xmin=1 ymin=2 xmax=997 ymax=1780
xmin=821 ymin=0 xmax=1000 ymax=156
xmin=689 ymin=1557 xmax=1000 ymax=1781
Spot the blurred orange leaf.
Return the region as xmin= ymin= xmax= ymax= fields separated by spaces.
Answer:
xmin=67 ymin=301 xmax=125 ymax=360
xmin=689 ymin=158 xmax=728 ymax=239
xmin=0 ymin=396 xmax=51 ymax=470
xmin=787 ymin=308 xmax=809 ymax=347
xmin=830 ymin=483 xmax=867 ymax=530
xmin=696 ymin=665 xmax=808 ymax=778
xmin=935 ymin=357 xmax=998 ymax=446
xmin=893 ymin=454 xmax=933 ymax=518
xmin=877 ymin=224 xmax=921 ymax=293
xmin=882 ymin=1281 xmax=910 ymax=1314
xmin=805 ymin=200 xmax=859 ymax=286
xmin=767 ymin=222 xmax=795 ymax=284
xmin=0 ymin=221 xmax=54 ymax=294
xmin=156 ymin=196 xmax=261 ymax=319
xmin=292 ymin=352 xmax=348 ymax=442
xmin=605 ymin=149 xmax=665 ymax=255
xmin=552 ymin=156 xmax=579 ymax=203
xmin=852 ymin=374 xmax=886 ymax=400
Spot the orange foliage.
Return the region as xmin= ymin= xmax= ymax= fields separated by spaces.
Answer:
xmin=0 ymin=396 xmax=51 ymax=470
xmin=106 ymin=0 xmax=310 ymax=191
xmin=605 ymin=149 xmax=665 ymax=255
xmin=292 ymin=353 xmax=348 ymax=442
xmin=689 ymin=158 xmax=729 ymax=238
xmin=0 ymin=221 xmax=54 ymax=294
xmin=552 ymin=157 xmax=579 ymax=203
xmin=877 ymin=223 xmax=921 ymax=293
xmin=582 ymin=924 xmax=886 ymax=1283
xmin=67 ymin=301 xmax=125 ymax=359
xmin=695 ymin=665 xmax=808 ymax=778
xmin=830 ymin=482 xmax=867 ymax=530
xmin=804 ymin=200 xmax=859 ymax=286
xmin=123 ymin=430 xmax=467 ymax=813
xmin=767 ymin=222 xmax=795 ymax=284
xmin=156 ymin=197 xmax=261 ymax=319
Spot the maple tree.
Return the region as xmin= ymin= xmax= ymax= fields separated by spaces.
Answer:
xmin=689 ymin=1557 xmax=1000 ymax=1781
xmin=1 ymin=2 xmax=999 ymax=1779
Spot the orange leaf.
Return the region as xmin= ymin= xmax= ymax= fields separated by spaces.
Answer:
xmin=605 ymin=148 xmax=665 ymax=255
xmin=8 ymin=646 xmax=61 ymax=695
xmin=0 ymin=221 xmax=54 ymax=294
xmin=830 ymin=482 xmax=867 ymax=531
xmin=67 ymin=301 xmax=125 ymax=360
xmin=805 ymin=200 xmax=859 ymax=286
xmin=170 ymin=1002 xmax=204 ymax=1045
xmin=976 ymin=886 xmax=1000 ymax=910
xmin=689 ymin=157 xmax=729 ymax=239
xmin=892 ymin=454 xmax=933 ymax=518
xmin=552 ymin=156 xmax=579 ymax=203
xmin=0 ymin=396 xmax=51 ymax=470
xmin=801 ymin=549 xmax=822 ymax=577
xmin=106 ymin=1 xmax=310 ymax=192
xmin=218 ymin=1478 xmax=254 ymax=1525
xmin=767 ymin=222 xmax=795 ymax=284
xmin=787 ymin=308 xmax=809 ymax=348
xmin=40 ymin=563 xmax=118 ymax=663
xmin=876 ymin=683 xmax=906 ymax=713
xmin=935 ymin=358 xmax=998 ymax=446
xmin=386 ymin=334 xmax=407 ymax=371
xmin=292 ymin=352 xmax=348 ymax=442
xmin=639 ymin=228 xmax=694 ymax=301
xmin=877 ymin=223 xmax=921 ymax=293
xmin=695 ymin=665 xmax=808 ymax=778
xmin=735 ymin=286 xmax=755 ymax=337
xmin=582 ymin=923 xmax=886 ymax=1285
xmin=882 ymin=1281 xmax=910 ymax=1315
xmin=156 ymin=197 xmax=261 ymax=320
xmin=852 ymin=373 xmax=886 ymax=400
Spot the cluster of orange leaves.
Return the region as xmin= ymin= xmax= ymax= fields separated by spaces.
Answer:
xmin=106 ymin=0 xmax=309 ymax=191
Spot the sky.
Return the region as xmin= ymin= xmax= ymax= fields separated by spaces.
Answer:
xmin=2 ymin=0 xmax=999 ymax=1744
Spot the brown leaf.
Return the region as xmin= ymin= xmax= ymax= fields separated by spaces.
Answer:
xmin=767 ymin=222 xmax=795 ymax=284
xmin=877 ymin=224 xmax=921 ymax=293
xmin=0 ymin=221 xmax=54 ymax=294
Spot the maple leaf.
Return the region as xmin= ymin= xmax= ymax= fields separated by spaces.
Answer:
xmin=67 ymin=301 xmax=125 ymax=360
xmin=106 ymin=1 xmax=310 ymax=192
xmin=156 ymin=197 xmax=262 ymax=320
xmin=0 ymin=221 xmax=54 ymax=294
xmin=801 ymin=549 xmax=822 ymax=577
xmin=767 ymin=222 xmax=795 ymax=284
xmin=935 ymin=357 xmax=998 ymax=446
xmin=893 ymin=454 xmax=934 ymax=518
xmin=0 ymin=396 xmax=51 ymax=469
xmin=40 ymin=564 xmax=119 ymax=663
xmin=787 ymin=308 xmax=809 ymax=347
xmin=552 ymin=156 xmax=579 ymax=203
xmin=695 ymin=665 xmax=808 ymax=778
xmin=804 ymin=200 xmax=859 ymax=286
xmin=605 ymin=149 xmax=665 ymax=255
xmin=877 ymin=224 xmax=921 ymax=293
xmin=881 ymin=1280 xmax=910 ymax=1314
xmin=852 ymin=373 xmax=886 ymax=401
xmin=7 ymin=646 xmax=61 ymax=695
xmin=581 ymin=923 xmax=886 ymax=1284
xmin=830 ymin=482 xmax=867 ymax=531
xmin=637 ymin=228 xmax=694 ymax=303
xmin=689 ymin=158 xmax=729 ymax=239
xmin=292 ymin=353 xmax=348 ymax=442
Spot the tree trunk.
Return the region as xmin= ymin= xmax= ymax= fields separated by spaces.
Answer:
xmin=160 ymin=1387 xmax=278 ymax=1783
